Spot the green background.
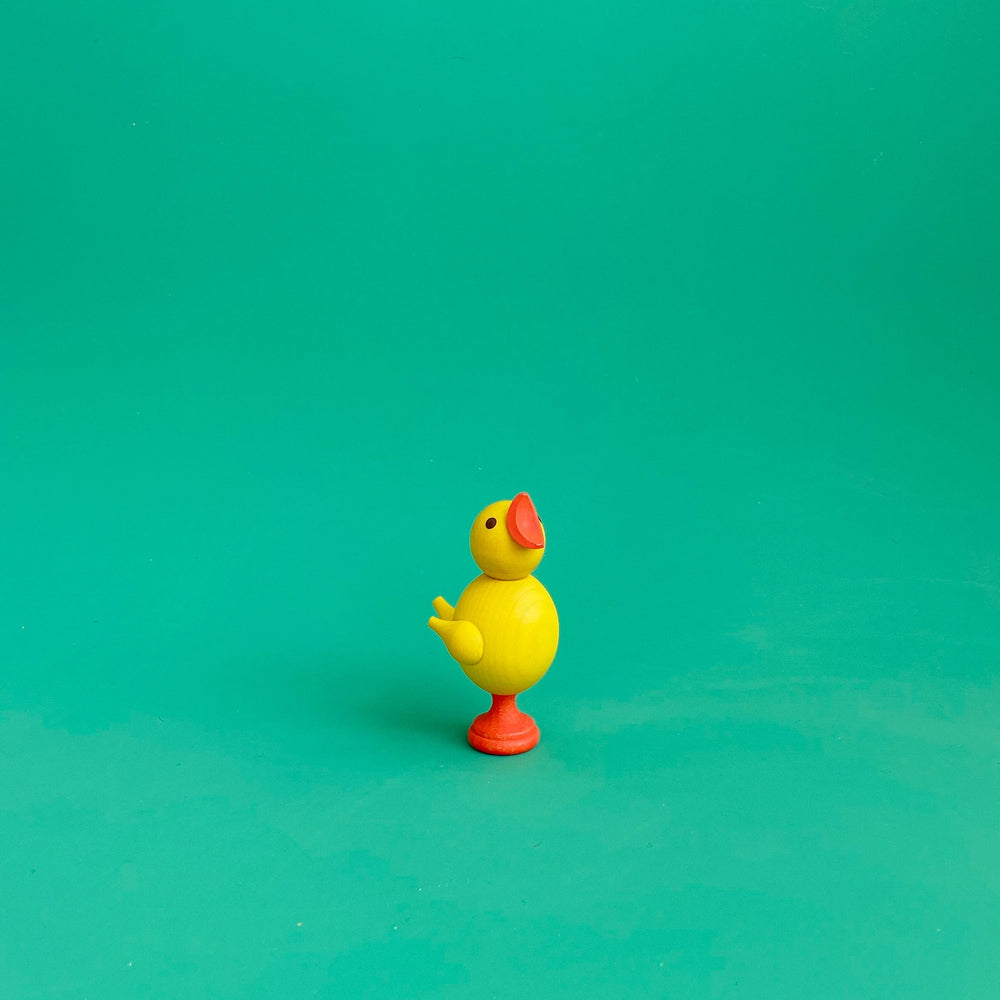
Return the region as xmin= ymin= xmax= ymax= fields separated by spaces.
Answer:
xmin=2 ymin=1 xmax=998 ymax=996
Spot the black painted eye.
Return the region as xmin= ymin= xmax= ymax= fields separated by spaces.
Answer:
xmin=485 ymin=517 xmax=497 ymax=529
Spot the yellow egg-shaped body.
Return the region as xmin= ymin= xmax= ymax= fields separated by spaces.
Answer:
xmin=453 ymin=574 xmax=559 ymax=695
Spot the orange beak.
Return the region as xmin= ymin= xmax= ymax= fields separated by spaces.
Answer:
xmin=507 ymin=492 xmax=545 ymax=549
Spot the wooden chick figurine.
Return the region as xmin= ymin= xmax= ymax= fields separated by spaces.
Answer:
xmin=429 ymin=492 xmax=559 ymax=755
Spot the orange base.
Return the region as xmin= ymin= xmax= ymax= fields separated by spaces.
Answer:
xmin=468 ymin=694 xmax=540 ymax=755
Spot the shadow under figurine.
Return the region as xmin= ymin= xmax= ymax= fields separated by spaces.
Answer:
xmin=428 ymin=492 xmax=559 ymax=755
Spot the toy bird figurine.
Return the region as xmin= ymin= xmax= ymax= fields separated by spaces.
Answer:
xmin=429 ymin=492 xmax=559 ymax=754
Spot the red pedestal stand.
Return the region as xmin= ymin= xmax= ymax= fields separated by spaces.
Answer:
xmin=467 ymin=694 xmax=540 ymax=755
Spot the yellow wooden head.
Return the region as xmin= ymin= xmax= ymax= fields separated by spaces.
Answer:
xmin=469 ymin=492 xmax=546 ymax=580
